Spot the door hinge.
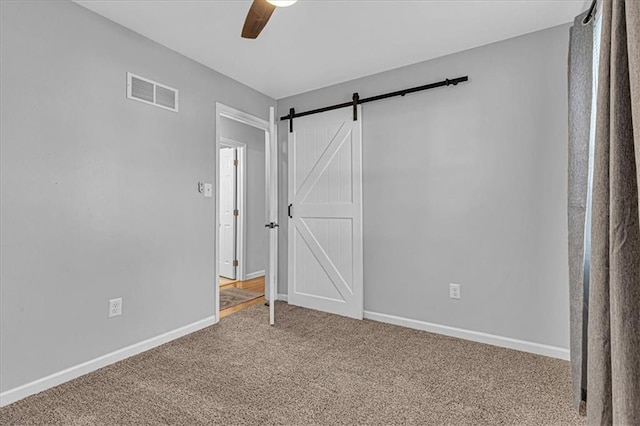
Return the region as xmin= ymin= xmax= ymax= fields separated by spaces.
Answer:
xmin=233 ymin=209 xmax=239 ymax=216
xmin=233 ymin=159 xmax=238 ymax=167
xmin=233 ymin=260 xmax=239 ymax=267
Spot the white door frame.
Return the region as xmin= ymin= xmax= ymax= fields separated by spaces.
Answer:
xmin=219 ymin=139 xmax=246 ymax=282
xmin=214 ymin=103 xmax=277 ymax=325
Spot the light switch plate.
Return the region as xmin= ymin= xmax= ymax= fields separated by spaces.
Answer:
xmin=204 ymin=183 xmax=213 ymax=198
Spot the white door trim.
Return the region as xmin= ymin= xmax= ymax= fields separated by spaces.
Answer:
xmin=214 ymin=103 xmax=276 ymax=325
xmin=220 ymin=137 xmax=247 ymax=282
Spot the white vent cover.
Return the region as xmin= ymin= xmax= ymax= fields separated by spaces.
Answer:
xmin=127 ymin=72 xmax=178 ymax=112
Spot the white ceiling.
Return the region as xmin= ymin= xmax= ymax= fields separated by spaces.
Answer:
xmin=75 ymin=0 xmax=587 ymax=99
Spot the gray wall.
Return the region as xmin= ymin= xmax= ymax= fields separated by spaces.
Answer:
xmin=219 ymin=118 xmax=266 ymax=276
xmin=277 ymin=24 xmax=571 ymax=349
xmin=0 ymin=0 xmax=274 ymax=392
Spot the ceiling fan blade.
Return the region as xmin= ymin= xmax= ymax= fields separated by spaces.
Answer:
xmin=241 ymin=0 xmax=276 ymax=39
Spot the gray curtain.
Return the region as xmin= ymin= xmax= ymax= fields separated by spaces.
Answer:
xmin=568 ymin=10 xmax=593 ymax=414
xmin=587 ymin=0 xmax=640 ymax=424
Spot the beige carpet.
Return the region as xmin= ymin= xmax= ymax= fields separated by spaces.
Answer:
xmin=219 ymin=287 xmax=262 ymax=310
xmin=0 ymin=302 xmax=584 ymax=425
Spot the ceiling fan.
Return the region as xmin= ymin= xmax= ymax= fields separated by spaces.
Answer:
xmin=241 ymin=0 xmax=298 ymax=39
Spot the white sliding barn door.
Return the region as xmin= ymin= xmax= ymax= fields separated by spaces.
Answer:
xmin=287 ymin=107 xmax=363 ymax=319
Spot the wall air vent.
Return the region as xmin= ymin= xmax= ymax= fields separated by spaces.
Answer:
xmin=127 ymin=72 xmax=179 ymax=112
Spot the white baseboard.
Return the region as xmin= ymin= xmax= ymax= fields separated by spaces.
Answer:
xmin=363 ymin=311 xmax=570 ymax=361
xmin=244 ymin=270 xmax=265 ymax=280
xmin=0 ymin=316 xmax=216 ymax=407
xmin=277 ymin=293 xmax=288 ymax=302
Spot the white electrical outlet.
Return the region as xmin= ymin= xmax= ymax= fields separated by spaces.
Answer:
xmin=449 ymin=283 xmax=461 ymax=299
xmin=109 ymin=298 xmax=122 ymax=317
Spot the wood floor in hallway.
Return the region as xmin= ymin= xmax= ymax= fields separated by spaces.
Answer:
xmin=219 ymin=276 xmax=265 ymax=319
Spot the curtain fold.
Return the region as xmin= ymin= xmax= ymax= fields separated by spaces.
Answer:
xmin=567 ymin=10 xmax=593 ymax=413
xmin=587 ymin=0 xmax=640 ymax=424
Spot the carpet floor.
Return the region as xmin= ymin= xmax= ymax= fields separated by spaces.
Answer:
xmin=219 ymin=287 xmax=262 ymax=310
xmin=0 ymin=302 xmax=584 ymax=425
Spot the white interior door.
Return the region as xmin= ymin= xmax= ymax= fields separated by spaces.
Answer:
xmin=287 ymin=106 xmax=363 ymax=319
xmin=219 ymin=147 xmax=237 ymax=279
xmin=267 ymin=107 xmax=278 ymax=325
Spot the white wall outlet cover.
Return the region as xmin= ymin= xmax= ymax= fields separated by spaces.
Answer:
xmin=449 ymin=283 xmax=461 ymax=300
xmin=109 ymin=298 xmax=122 ymax=317
xmin=198 ymin=182 xmax=205 ymax=193
xmin=204 ymin=183 xmax=213 ymax=198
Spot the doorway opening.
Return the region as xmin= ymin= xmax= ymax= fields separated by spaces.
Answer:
xmin=218 ymin=129 xmax=265 ymax=317
xmin=215 ymin=103 xmax=277 ymax=324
